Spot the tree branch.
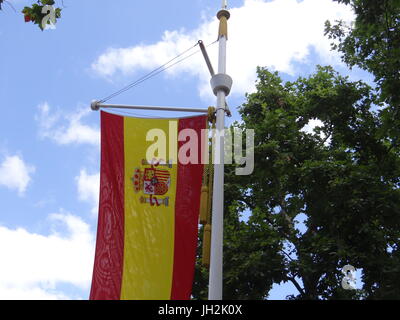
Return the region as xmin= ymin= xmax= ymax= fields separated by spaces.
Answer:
xmin=280 ymin=248 xmax=295 ymax=262
xmin=286 ymin=275 xmax=305 ymax=296
xmin=279 ymin=197 xmax=297 ymax=238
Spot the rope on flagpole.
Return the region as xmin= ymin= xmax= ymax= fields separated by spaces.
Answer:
xmin=200 ymin=106 xmax=217 ymax=268
xmin=97 ymin=39 xmax=218 ymax=104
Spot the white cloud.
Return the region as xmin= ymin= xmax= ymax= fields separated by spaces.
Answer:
xmin=76 ymin=169 xmax=100 ymax=215
xmin=0 ymin=155 xmax=35 ymax=196
xmin=0 ymin=286 xmax=70 ymax=300
xmin=0 ymin=212 xmax=95 ymax=300
xmin=35 ymin=102 xmax=100 ymax=147
xmin=91 ymin=0 xmax=354 ymax=100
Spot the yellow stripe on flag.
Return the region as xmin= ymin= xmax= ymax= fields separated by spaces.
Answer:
xmin=121 ymin=117 xmax=178 ymax=300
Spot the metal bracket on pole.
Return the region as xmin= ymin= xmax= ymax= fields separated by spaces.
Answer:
xmin=198 ymin=40 xmax=215 ymax=77
xmin=210 ymin=74 xmax=232 ymax=117
xmin=224 ymin=102 xmax=232 ymax=117
xmin=200 ymin=36 xmax=232 ymax=118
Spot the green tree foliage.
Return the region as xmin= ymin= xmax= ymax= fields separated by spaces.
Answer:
xmin=22 ymin=0 xmax=62 ymax=30
xmin=246 ymin=66 xmax=400 ymax=299
xmin=325 ymin=0 xmax=400 ymax=152
xmin=193 ymin=0 xmax=400 ymax=300
xmin=193 ymin=164 xmax=286 ymax=299
xmin=0 ymin=0 xmax=62 ymax=30
xmin=194 ymin=65 xmax=400 ymax=300
xmin=325 ymin=0 xmax=400 ymax=107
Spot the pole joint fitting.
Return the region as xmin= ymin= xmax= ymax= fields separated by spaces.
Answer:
xmin=217 ymin=9 xmax=230 ymax=20
xmin=210 ymin=74 xmax=233 ymax=96
xmin=91 ymin=100 xmax=100 ymax=111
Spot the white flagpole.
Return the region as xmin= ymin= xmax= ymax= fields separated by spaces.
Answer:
xmin=208 ymin=0 xmax=232 ymax=300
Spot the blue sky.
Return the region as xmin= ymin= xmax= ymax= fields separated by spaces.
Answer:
xmin=0 ymin=0 xmax=370 ymax=299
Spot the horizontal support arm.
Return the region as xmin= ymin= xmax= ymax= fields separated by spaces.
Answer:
xmin=91 ymin=101 xmax=208 ymax=113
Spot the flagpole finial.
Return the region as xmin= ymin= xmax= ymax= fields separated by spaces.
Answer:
xmin=217 ymin=5 xmax=230 ymax=40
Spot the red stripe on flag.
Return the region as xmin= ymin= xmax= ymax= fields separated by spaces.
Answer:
xmin=170 ymin=115 xmax=206 ymax=300
xmin=89 ymin=111 xmax=125 ymax=300
xmin=155 ymin=171 xmax=169 ymax=176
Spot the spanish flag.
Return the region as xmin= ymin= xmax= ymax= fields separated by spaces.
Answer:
xmin=90 ymin=111 xmax=207 ymax=300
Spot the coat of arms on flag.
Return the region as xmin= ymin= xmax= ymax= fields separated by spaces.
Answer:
xmin=133 ymin=159 xmax=172 ymax=207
